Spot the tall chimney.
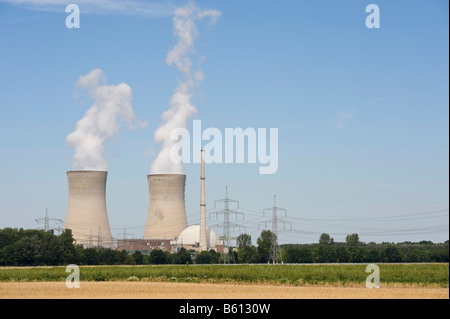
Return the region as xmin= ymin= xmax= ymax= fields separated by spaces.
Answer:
xmin=64 ymin=170 xmax=114 ymax=249
xmin=199 ymin=149 xmax=208 ymax=250
xmin=143 ymin=174 xmax=188 ymax=239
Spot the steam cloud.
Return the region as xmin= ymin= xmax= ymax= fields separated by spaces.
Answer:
xmin=150 ymin=2 xmax=221 ymax=174
xmin=67 ymin=68 xmax=146 ymax=171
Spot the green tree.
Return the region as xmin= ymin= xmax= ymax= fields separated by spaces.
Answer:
xmin=0 ymin=228 xmax=19 ymax=250
xmin=298 ymin=246 xmax=313 ymax=263
xmin=75 ymin=245 xmax=86 ymax=264
xmin=41 ymin=229 xmax=77 ymax=265
xmin=173 ymin=248 xmax=192 ymax=264
xmin=256 ymin=230 xmax=276 ymax=263
xmin=124 ymin=253 xmax=136 ymax=265
xmin=237 ymin=233 xmax=258 ymax=263
xmin=40 ymin=231 xmax=59 ymax=265
xmin=209 ymin=249 xmax=220 ymax=264
xmin=384 ymin=244 xmax=403 ymax=263
xmin=18 ymin=235 xmax=43 ymax=265
xmin=59 ymin=229 xmax=77 ymax=264
xmin=319 ymin=233 xmax=333 ymax=245
xmin=83 ymin=248 xmax=99 ymax=265
xmin=118 ymin=250 xmax=129 ymax=264
xmin=315 ymin=233 xmax=336 ymax=263
xmin=237 ymin=233 xmax=252 ymax=247
xmin=346 ymin=233 xmax=363 ymax=262
xmin=132 ymin=251 xmax=144 ymax=264
xmin=98 ymin=248 xmax=119 ymax=265
xmin=195 ymin=250 xmax=212 ymax=264
xmin=284 ymin=245 xmax=313 ymax=263
xmin=364 ymin=248 xmax=380 ymax=263
xmin=335 ymin=246 xmax=350 ymax=263
xmin=0 ymin=242 xmax=20 ymax=265
xmin=142 ymin=254 xmax=150 ymax=265
xmin=149 ymin=249 xmax=166 ymax=264
xmin=431 ymin=249 xmax=449 ymax=262
xmin=164 ymin=251 xmax=173 ymax=264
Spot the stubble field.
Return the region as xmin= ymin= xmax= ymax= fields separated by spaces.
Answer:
xmin=1 ymin=281 xmax=449 ymax=299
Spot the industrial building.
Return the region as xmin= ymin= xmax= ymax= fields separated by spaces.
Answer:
xmin=138 ymin=150 xmax=211 ymax=252
xmin=117 ymin=238 xmax=173 ymax=253
xmin=173 ymin=224 xmax=222 ymax=252
xmin=65 ymin=150 xmax=224 ymax=253
xmin=64 ymin=170 xmax=115 ymax=249
xmin=142 ymin=174 xmax=188 ymax=240
xmin=117 ymin=227 xmax=223 ymax=254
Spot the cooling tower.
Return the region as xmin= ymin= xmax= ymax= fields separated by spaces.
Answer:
xmin=64 ymin=171 xmax=115 ymax=249
xmin=143 ymin=174 xmax=188 ymax=239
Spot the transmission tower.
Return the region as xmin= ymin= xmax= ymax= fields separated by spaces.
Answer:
xmin=121 ymin=228 xmax=134 ymax=251
xmin=258 ymin=195 xmax=291 ymax=264
xmin=210 ymin=186 xmax=246 ymax=263
xmin=35 ymin=208 xmax=63 ymax=234
xmin=88 ymin=230 xmax=93 ymax=248
xmin=97 ymin=225 xmax=102 ymax=249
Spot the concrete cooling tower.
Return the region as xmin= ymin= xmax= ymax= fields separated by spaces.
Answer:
xmin=143 ymin=174 xmax=188 ymax=240
xmin=64 ymin=171 xmax=115 ymax=249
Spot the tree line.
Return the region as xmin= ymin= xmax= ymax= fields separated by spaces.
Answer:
xmin=234 ymin=231 xmax=449 ymax=264
xmin=0 ymin=227 xmax=448 ymax=266
xmin=282 ymin=233 xmax=449 ymax=264
xmin=0 ymin=228 xmax=193 ymax=266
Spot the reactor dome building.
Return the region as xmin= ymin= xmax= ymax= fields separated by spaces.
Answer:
xmin=174 ymin=224 xmax=218 ymax=250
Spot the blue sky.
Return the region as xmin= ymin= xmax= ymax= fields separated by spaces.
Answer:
xmin=0 ymin=0 xmax=448 ymax=244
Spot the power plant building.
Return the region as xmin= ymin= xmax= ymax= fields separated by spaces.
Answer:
xmin=64 ymin=170 xmax=115 ymax=249
xmin=173 ymin=224 xmax=222 ymax=252
xmin=117 ymin=238 xmax=173 ymax=253
xmin=64 ymin=154 xmax=218 ymax=253
xmin=143 ymin=174 xmax=188 ymax=240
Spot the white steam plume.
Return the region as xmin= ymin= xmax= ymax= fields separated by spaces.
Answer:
xmin=150 ymin=2 xmax=221 ymax=174
xmin=67 ymin=68 xmax=147 ymax=171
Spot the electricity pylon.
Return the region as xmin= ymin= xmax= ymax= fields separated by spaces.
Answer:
xmin=258 ymin=195 xmax=291 ymax=264
xmin=35 ymin=208 xmax=63 ymax=234
xmin=97 ymin=225 xmax=102 ymax=249
xmin=210 ymin=186 xmax=245 ymax=263
xmin=122 ymin=228 xmax=134 ymax=251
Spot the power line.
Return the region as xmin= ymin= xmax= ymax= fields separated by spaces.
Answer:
xmin=35 ymin=208 xmax=63 ymax=234
xmin=258 ymin=195 xmax=292 ymax=264
xmin=287 ymin=209 xmax=449 ymax=222
xmin=209 ymin=186 xmax=246 ymax=263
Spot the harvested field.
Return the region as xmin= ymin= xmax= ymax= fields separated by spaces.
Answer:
xmin=0 ymin=281 xmax=448 ymax=299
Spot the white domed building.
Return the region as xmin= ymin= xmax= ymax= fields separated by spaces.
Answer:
xmin=172 ymin=225 xmax=222 ymax=252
